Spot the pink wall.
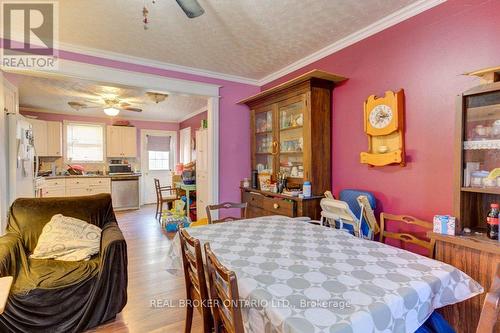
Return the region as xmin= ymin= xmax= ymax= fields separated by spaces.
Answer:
xmin=180 ymin=111 xmax=207 ymax=137
xmin=263 ymin=0 xmax=500 ymax=221
xmin=19 ymin=110 xmax=180 ymax=158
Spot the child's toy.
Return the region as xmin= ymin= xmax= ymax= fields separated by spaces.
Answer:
xmin=162 ymin=200 xmax=191 ymax=232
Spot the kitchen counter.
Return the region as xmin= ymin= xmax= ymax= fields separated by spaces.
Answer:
xmin=43 ymin=173 xmax=142 ymax=179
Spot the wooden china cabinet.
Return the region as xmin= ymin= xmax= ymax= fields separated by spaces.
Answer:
xmin=429 ymin=72 xmax=500 ymax=333
xmin=238 ymin=70 xmax=346 ymax=219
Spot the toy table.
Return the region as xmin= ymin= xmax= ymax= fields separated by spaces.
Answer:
xmin=175 ymin=182 xmax=196 ymax=216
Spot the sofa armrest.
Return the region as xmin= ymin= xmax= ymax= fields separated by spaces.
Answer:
xmin=0 ymin=233 xmax=22 ymax=278
xmin=96 ymin=222 xmax=128 ymax=315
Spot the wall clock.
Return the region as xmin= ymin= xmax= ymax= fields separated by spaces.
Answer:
xmin=360 ymin=89 xmax=405 ymax=166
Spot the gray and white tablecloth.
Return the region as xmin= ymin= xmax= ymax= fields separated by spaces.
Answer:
xmin=166 ymin=216 xmax=483 ymax=333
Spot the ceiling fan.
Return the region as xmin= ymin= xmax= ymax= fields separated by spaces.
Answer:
xmin=68 ymin=98 xmax=143 ymax=117
xmin=143 ymin=0 xmax=204 ymax=29
xmin=175 ymin=0 xmax=205 ymax=18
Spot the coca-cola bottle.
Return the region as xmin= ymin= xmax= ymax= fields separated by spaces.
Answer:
xmin=486 ymin=203 xmax=499 ymax=240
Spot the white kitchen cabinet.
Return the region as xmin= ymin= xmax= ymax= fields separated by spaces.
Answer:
xmin=39 ymin=177 xmax=111 ymax=197
xmin=40 ymin=179 xmax=66 ymax=197
xmin=30 ymin=120 xmax=62 ymax=157
xmin=106 ymin=126 xmax=137 ymax=158
xmin=46 ymin=121 xmax=62 ymax=156
xmin=30 ymin=119 xmax=48 ymax=156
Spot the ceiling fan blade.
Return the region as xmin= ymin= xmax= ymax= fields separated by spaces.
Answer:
xmin=176 ymin=0 xmax=205 ymax=18
xmin=122 ymin=107 xmax=143 ymax=113
xmin=119 ymin=102 xmax=131 ymax=107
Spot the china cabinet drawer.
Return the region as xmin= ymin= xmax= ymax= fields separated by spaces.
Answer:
xmin=262 ymin=197 xmax=295 ymax=217
xmin=242 ymin=191 xmax=264 ymax=208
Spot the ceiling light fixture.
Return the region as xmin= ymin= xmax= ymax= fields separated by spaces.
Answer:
xmin=146 ymin=92 xmax=168 ymax=104
xmin=104 ymin=107 xmax=120 ymax=116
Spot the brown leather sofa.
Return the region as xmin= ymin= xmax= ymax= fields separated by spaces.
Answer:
xmin=0 ymin=194 xmax=127 ymax=332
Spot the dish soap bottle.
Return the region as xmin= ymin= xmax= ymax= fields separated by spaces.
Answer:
xmin=486 ymin=203 xmax=499 ymax=240
xmin=303 ymin=181 xmax=312 ymax=198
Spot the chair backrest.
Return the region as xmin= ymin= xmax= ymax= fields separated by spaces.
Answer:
xmin=179 ymin=228 xmax=210 ymax=314
xmin=204 ymin=243 xmax=244 ymax=333
xmin=356 ymin=195 xmax=380 ymax=238
xmin=8 ymin=194 xmax=116 ymax=252
xmin=340 ymin=189 xmax=377 ymax=238
xmin=320 ymin=198 xmax=360 ymax=236
xmin=477 ymin=262 xmax=500 ymax=333
xmin=379 ymin=213 xmax=434 ymax=257
xmin=206 ymin=202 xmax=247 ymax=224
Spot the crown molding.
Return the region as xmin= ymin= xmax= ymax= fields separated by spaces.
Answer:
xmin=257 ymin=0 xmax=446 ymax=86
xmin=19 ymin=106 xmax=184 ymax=123
xmin=178 ymin=106 xmax=208 ymax=123
xmin=59 ymin=42 xmax=260 ymax=86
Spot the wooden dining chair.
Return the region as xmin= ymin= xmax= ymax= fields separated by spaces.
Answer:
xmin=477 ymin=262 xmax=500 ymax=333
xmin=179 ymin=228 xmax=213 ymax=333
xmin=204 ymin=243 xmax=244 ymax=333
xmin=205 ymin=202 xmax=248 ymax=224
xmin=379 ymin=213 xmax=435 ymax=258
xmin=154 ymin=178 xmax=178 ymax=221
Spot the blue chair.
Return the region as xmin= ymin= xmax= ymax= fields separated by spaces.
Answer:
xmin=339 ymin=189 xmax=377 ymax=239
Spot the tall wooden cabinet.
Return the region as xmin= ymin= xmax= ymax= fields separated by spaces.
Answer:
xmin=239 ymin=70 xmax=346 ymax=219
xmin=428 ymin=78 xmax=500 ymax=333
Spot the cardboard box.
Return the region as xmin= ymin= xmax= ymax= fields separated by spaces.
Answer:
xmin=433 ymin=215 xmax=456 ymax=235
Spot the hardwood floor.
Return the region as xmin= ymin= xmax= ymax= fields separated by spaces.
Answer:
xmin=89 ymin=205 xmax=203 ymax=333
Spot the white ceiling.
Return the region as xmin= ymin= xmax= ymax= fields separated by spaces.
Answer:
xmin=15 ymin=74 xmax=208 ymax=122
xmin=58 ymin=0 xmax=423 ymax=81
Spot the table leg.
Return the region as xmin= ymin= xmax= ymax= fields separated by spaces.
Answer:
xmin=186 ymin=188 xmax=190 ymax=217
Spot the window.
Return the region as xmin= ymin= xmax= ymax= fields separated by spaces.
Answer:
xmin=65 ymin=122 xmax=104 ymax=162
xmin=148 ymin=151 xmax=170 ymax=170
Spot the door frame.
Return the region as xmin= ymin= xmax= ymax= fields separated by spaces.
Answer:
xmin=179 ymin=126 xmax=192 ymax=164
xmin=3 ymin=60 xmax=220 ymax=213
xmin=140 ymin=129 xmax=178 ymax=205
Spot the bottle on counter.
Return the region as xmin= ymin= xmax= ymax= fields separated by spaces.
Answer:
xmin=486 ymin=203 xmax=499 ymax=240
xmin=303 ymin=181 xmax=312 ymax=198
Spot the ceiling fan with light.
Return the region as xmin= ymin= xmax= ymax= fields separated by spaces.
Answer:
xmin=68 ymin=98 xmax=143 ymax=117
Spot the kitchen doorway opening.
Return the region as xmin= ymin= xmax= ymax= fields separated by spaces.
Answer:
xmin=141 ymin=130 xmax=177 ymax=205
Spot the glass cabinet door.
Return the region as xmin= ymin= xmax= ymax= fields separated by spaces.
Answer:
xmin=278 ymin=95 xmax=306 ymax=181
xmin=463 ymin=90 xmax=500 ymax=190
xmin=254 ymin=108 xmax=275 ymax=175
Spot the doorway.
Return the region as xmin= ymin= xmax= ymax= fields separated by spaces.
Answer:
xmin=141 ymin=129 xmax=177 ymax=205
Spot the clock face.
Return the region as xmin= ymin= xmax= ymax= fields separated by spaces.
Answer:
xmin=369 ymin=104 xmax=393 ymax=129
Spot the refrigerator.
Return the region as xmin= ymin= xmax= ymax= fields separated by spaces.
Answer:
xmin=7 ymin=113 xmax=38 ymax=205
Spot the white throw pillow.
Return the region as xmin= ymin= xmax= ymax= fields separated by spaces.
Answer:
xmin=31 ymin=214 xmax=102 ymax=261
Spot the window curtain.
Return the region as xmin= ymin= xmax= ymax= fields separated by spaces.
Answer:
xmin=146 ymin=135 xmax=171 ymax=152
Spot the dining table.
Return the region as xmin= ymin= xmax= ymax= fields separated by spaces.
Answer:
xmin=166 ymin=215 xmax=483 ymax=333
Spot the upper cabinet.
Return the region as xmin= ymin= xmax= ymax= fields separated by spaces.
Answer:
xmin=30 ymin=119 xmax=62 ymax=157
xmin=106 ymin=126 xmax=137 ymax=158
xmin=239 ymin=70 xmax=346 ymax=196
xmin=46 ymin=121 xmax=62 ymax=156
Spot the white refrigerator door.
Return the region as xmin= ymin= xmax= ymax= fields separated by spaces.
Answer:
xmin=8 ymin=114 xmax=35 ymax=204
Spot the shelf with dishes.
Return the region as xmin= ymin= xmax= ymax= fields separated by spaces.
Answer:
xmin=463 ymin=139 xmax=500 ymax=150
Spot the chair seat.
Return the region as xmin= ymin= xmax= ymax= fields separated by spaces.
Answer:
xmin=11 ymin=256 xmax=100 ymax=294
xmin=161 ymin=195 xmax=177 ymax=202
